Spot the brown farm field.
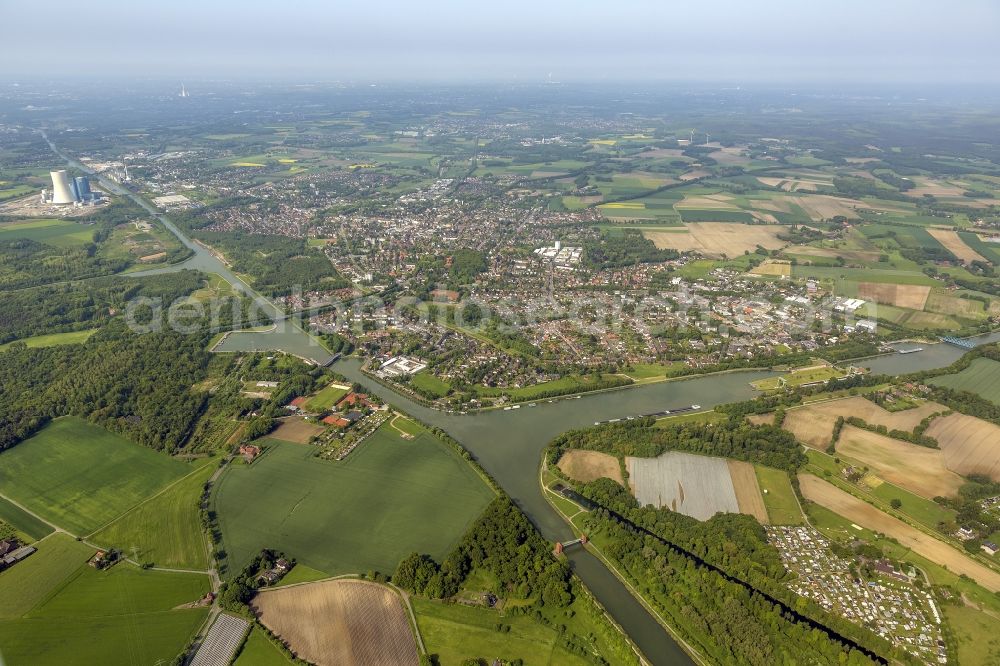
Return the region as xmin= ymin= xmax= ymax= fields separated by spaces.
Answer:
xmin=728 ymin=460 xmax=769 ymax=524
xmin=925 ymin=413 xmax=1000 ymax=481
xmin=835 ymin=426 xmax=964 ymax=499
xmin=857 ymin=282 xmax=932 ymax=310
xmin=780 ymin=397 xmax=945 ymax=449
xmin=252 ymin=579 xmax=418 ymax=666
xmin=749 ymin=260 xmax=792 ymax=277
xmin=269 ymin=417 xmax=325 ymax=444
xmin=799 ymin=474 xmax=1000 ymax=592
xmin=787 ymin=245 xmax=882 ymax=264
xmin=557 ymin=449 xmax=623 ymax=484
xmin=926 ymin=228 xmax=987 ymax=264
xmin=644 ymin=222 xmax=787 ymax=257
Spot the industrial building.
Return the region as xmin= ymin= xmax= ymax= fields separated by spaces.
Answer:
xmin=46 ymin=170 xmax=99 ymax=205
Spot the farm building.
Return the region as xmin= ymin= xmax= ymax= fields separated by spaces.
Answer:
xmin=239 ymin=444 xmax=261 ymax=463
xmin=287 ymin=396 xmax=309 ymax=411
xmin=322 ymin=415 xmax=351 ymax=428
xmin=0 ymin=541 xmax=35 ymax=570
xmin=337 ymin=392 xmax=376 ymax=410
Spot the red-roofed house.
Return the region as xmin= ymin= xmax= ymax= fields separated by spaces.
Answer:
xmin=336 ymin=392 xmax=373 ymax=410
xmin=323 ymin=415 xmax=351 ymax=429
xmin=239 ymin=444 xmax=261 ymax=462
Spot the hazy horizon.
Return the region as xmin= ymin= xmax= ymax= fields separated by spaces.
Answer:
xmin=3 ymin=0 xmax=999 ymax=85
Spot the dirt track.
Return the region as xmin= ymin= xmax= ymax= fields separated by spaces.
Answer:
xmin=270 ymin=417 xmax=325 ymax=444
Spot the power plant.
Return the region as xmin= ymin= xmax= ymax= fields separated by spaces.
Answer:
xmin=46 ymin=170 xmax=100 ymax=205
xmin=49 ymin=170 xmax=76 ymax=204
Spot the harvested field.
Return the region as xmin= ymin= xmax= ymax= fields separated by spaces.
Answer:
xmin=835 ymin=426 xmax=964 ymax=499
xmin=644 ymin=222 xmax=787 ymax=257
xmin=857 ymin=282 xmax=931 ymax=310
xmin=781 ymin=396 xmax=946 ymax=449
xmin=789 ymin=195 xmax=860 ymax=220
xmin=799 ymin=474 xmax=1000 ymax=592
xmin=679 ymin=170 xmax=710 ymax=181
xmin=925 ymin=413 xmax=1000 ymax=481
xmin=728 ymin=460 xmax=768 ymax=524
xmin=253 ymin=579 xmax=418 ymax=666
xmin=627 ymin=451 xmax=739 ymax=521
xmin=707 ymin=147 xmax=750 ymax=166
xmin=269 ymin=417 xmax=325 ymax=444
xmin=641 ymin=148 xmax=685 ymax=159
xmin=675 ymin=195 xmax=741 ymax=210
xmin=906 ymin=177 xmax=966 ymax=199
xmin=750 ymin=260 xmax=792 ymax=277
xmin=756 ymin=177 xmax=832 ymax=192
xmin=924 ymin=291 xmax=986 ymax=318
xmin=750 ymin=211 xmax=780 ymax=224
xmin=644 ymin=230 xmax=701 ymax=252
xmin=926 ymin=228 xmax=986 ymax=264
xmin=557 ymin=450 xmax=623 ymax=485
xmin=788 ymin=245 xmax=882 ymax=263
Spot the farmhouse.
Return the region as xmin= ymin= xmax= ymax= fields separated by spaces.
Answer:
xmin=239 ymin=444 xmax=261 ymax=463
xmin=0 ymin=541 xmax=35 ymax=571
xmin=287 ymin=396 xmax=309 ymax=411
xmin=336 ymin=392 xmax=375 ymax=410
xmin=323 ymin=415 xmax=351 ymax=429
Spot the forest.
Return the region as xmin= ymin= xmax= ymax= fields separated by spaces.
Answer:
xmin=575 ymin=479 xmax=893 ymax=665
xmin=584 ymin=231 xmax=680 ymax=270
xmin=548 ymin=418 xmax=807 ymax=473
xmin=0 ymin=320 xmax=213 ymax=452
xmin=0 ymin=271 xmax=210 ymax=344
xmin=189 ymin=231 xmax=348 ymax=297
xmin=393 ymin=497 xmax=573 ymax=607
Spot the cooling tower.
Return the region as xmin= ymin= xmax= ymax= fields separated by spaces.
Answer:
xmin=50 ymin=170 xmax=77 ymax=204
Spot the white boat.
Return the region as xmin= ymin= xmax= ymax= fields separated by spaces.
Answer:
xmin=503 ymin=406 xmax=512 ymax=411
xmin=512 ymin=405 xmax=521 ymax=409
xmin=692 ymin=404 xmax=701 ymax=409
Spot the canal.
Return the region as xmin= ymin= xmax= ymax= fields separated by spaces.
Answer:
xmin=46 ymin=132 xmax=1000 ymax=665
xmin=333 ymin=358 xmax=778 ymax=665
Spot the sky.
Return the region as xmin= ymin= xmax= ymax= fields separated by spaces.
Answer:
xmin=4 ymin=0 xmax=1000 ymax=84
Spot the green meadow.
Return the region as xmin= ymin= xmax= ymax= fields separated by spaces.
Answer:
xmin=92 ymin=460 xmax=216 ymax=569
xmin=213 ymin=422 xmax=495 ymax=577
xmin=0 ymin=562 xmax=209 ymax=666
xmin=0 ymin=328 xmax=98 ymax=351
xmin=930 ymin=358 xmax=1000 ymax=405
xmin=0 ymin=218 xmax=95 ymax=247
xmin=0 ymin=417 xmax=190 ymax=535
